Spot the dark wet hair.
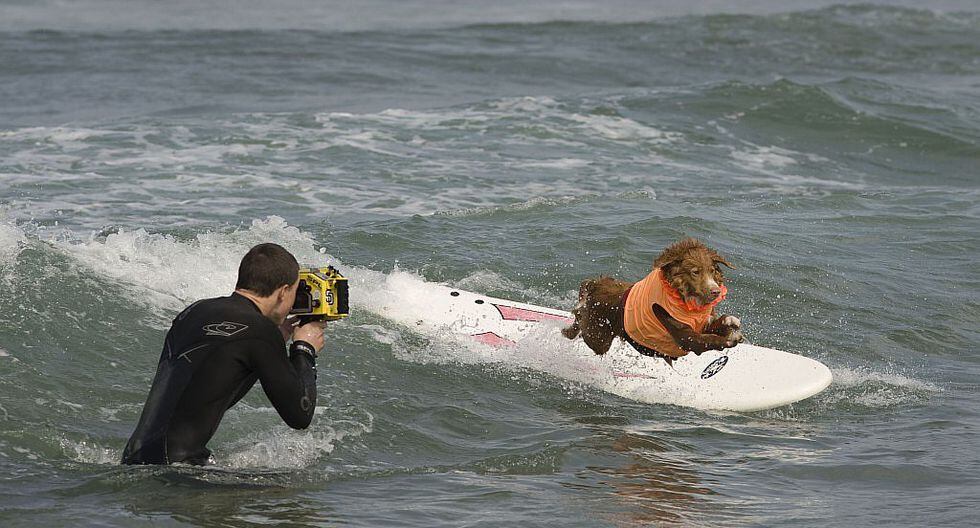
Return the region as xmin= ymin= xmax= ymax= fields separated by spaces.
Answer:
xmin=235 ymin=243 xmax=299 ymax=296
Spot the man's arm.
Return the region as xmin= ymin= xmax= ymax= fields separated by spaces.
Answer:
xmin=248 ymin=337 xmax=319 ymax=429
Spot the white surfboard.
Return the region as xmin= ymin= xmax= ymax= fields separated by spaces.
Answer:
xmin=367 ymin=276 xmax=832 ymax=412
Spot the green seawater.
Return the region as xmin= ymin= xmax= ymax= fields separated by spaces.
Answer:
xmin=1 ymin=3 xmax=978 ymax=526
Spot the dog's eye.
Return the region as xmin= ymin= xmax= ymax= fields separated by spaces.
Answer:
xmin=690 ymin=268 xmax=699 ymax=275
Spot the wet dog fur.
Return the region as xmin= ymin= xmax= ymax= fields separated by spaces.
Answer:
xmin=561 ymin=238 xmax=743 ymax=361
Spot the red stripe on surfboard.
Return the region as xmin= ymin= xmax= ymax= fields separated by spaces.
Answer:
xmin=493 ymin=304 xmax=574 ymax=324
xmin=471 ymin=332 xmax=516 ymax=347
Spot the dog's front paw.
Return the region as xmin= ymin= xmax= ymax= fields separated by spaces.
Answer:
xmin=724 ymin=330 xmax=744 ymax=347
xmin=718 ymin=315 xmax=741 ymax=331
xmin=718 ymin=315 xmax=743 ymax=347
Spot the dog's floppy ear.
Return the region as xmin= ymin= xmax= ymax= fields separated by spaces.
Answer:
xmin=712 ymin=253 xmax=736 ymax=270
xmin=654 ymin=255 xmax=682 ymax=274
xmin=653 ymin=248 xmax=683 ymax=271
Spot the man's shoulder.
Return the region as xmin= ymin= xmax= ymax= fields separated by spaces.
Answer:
xmin=174 ymin=295 xmax=278 ymax=340
xmin=175 ymin=294 xmax=236 ymax=321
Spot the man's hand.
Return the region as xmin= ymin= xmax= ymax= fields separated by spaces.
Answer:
xmin=279 ymin=316 xmax=298 ymax=342
xmin=293 ymin=321 xmax=326 ymax=352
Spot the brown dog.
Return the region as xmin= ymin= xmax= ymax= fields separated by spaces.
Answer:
xmin=561 ymin=238 xmax=743 ymax=363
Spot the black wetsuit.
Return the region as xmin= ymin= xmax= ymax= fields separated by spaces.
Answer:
xmin=121 ymin=293 xmax=317 ymax=465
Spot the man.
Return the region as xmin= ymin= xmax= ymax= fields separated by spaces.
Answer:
xmin=122 ymin=243 xmax=324 ymax=465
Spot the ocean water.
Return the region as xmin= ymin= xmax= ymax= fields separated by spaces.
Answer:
xmin=1 ymin=1 xmax=978 ymax=526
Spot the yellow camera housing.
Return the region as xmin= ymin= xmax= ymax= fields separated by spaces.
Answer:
xmin=291 ymin=266 xmax=349 ymax=322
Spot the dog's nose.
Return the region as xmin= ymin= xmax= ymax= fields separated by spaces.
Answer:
xmin=709 ymin=287 xmax=722 ymax=299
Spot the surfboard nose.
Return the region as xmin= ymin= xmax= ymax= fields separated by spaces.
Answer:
xmin=704 ymin=344 xmax=833 ymax=412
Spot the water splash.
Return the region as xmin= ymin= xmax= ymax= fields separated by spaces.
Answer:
xmin=51 ymin=216 xmax=332 ymax=312
xmin=60 ymin=437 xmax=119 ymax=465
xmin=824 ymin=366 xmax=941 ymax=408
xmin=221 ymin=411 xmax=374 ymax=469
xmin=0 ymin=214 xmax=26 ymax=268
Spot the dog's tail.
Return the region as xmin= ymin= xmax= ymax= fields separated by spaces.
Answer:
xmin=578 ymin=278 xmax=602 ymax=299
xmin=562 ymin=297 xmax=584 ymax=339
xmin=563 ymin=278 xmax=605 ymax=340
xmin=561 ymin=321 xmax=580 ymax=339
xmin=562 ymin=284 xmax=596 ymax=340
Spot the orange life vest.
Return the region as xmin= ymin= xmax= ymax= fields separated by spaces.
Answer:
xmin=622 ymin=267 xmax=727 ymax=358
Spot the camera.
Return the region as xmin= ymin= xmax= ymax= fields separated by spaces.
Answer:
xmin=291 ymin=266 xmax=349 ymax=322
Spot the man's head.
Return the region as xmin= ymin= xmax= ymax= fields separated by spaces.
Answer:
xmin=236 ymin=243 xmax=300 ymax=323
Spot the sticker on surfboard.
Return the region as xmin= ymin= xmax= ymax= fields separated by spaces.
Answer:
xmin=700 ymin=355 xmax=729 ymax=379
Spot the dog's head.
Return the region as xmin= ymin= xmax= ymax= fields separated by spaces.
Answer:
xmin=654 ymin=238 xmax=734 ymax=307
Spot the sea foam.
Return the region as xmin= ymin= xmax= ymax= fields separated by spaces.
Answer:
xmin=0 ymin=217 xmax=26 ymax=267
xmin=221 ymin=410 xmax=374 ymax=469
